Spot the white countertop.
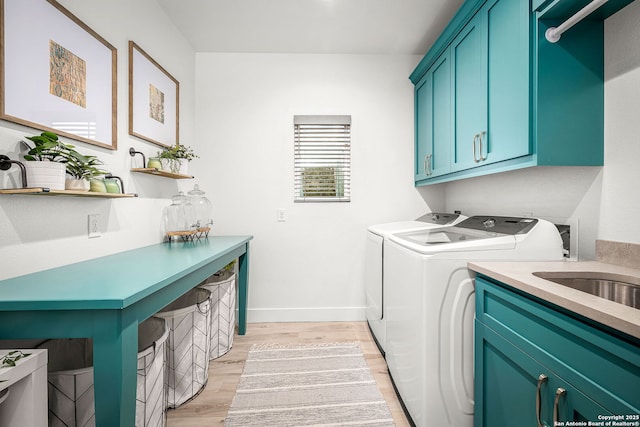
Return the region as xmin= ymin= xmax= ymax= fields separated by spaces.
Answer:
xmin=468 ymin=260 xmax=640 ymax=340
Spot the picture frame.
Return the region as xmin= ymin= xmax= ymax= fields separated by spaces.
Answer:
xmin=128 ymin=41 xmax=179 ymax=148
xmin=0 ymin=0 xmax=117 ymax=150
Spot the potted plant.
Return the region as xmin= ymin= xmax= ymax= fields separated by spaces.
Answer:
xmin=23 ymin=131 xmax=110 ymax=192
xmin=157 ymin=143 xmax=198 ymax=175
xmin=22 ymin=131 xmax=84 ymax=190
xmin=65 ymin=154 xmax=109 ymax=191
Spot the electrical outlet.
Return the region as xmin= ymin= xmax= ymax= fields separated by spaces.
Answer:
xmin=88 ymin=214 xmax=101 ymax=238
xmin=277 ymin=208 xmax=286 ymax=222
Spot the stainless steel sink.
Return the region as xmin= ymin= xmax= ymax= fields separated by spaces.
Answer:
xmin=533 ymin=271 xmax=640 ymax=309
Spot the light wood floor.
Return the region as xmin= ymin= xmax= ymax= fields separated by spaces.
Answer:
xmin=166 ymin=321 xmax=411 ymax=426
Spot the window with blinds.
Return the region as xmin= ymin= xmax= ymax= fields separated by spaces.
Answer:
xmin=294 ymin=115 xmax=351 ymax=202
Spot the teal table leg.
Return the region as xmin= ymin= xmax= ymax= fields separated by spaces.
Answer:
xmin=237 ymin=244 xmax=250 ymax=335
xmin=92 ymin=310 xmax=138 ymax=426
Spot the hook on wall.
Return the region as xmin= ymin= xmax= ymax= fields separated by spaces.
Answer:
xmin=129 ymin=147 xmax=146 ymax=168
xmin=0 ymin=155 xmax=28 ymax=188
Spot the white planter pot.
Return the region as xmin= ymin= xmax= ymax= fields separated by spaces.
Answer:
xmin=160 ymin=159 xmax=188 ymax=175
xmin=178 ymin=161 xmax=189 ymax=175
xmin=65 ymin=178 xmax=90 ymax=191
xmin=24 ymin=162 xmax=66 ymax=190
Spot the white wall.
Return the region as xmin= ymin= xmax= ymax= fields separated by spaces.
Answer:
xmin=0 ymin=0 xmax=195 ymax=279
xmin=194 ymin=53 xmax=442 ymax=321
xmin=601 ymin=0 xmax=640 ymax=247
xmin=443 ymin=2 xmax=640 ymax=261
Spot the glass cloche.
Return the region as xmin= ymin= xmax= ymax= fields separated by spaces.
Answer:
xmin=187 ymin=184 xmax=213 ymax=231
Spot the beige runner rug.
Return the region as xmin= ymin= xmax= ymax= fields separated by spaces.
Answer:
xmin=224 ymin=342 xmax=395 ymax=426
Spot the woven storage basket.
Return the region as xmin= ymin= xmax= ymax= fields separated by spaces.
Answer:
xmin=199 ymin=272 xmax=236 ymax=359
xmin=156 ymin=287 xmax=211 ymax=408
xmin=38 ymin=316 xmax=169 ymax=427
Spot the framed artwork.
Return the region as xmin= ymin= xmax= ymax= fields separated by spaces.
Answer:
xmin=128 ymin=41 xmax=179 ymax=148
xmin=0 ymin=0 xmax=117 ymax=150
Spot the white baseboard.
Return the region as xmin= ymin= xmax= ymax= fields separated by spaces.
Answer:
xmin=245 ymin=306 xmax=366 ymax=323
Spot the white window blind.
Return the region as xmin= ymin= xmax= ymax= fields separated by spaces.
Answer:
xmin=294 ymin=115 xmax=351 ymax=202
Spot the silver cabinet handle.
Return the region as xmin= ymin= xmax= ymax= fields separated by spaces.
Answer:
xmin=424 ymin=154 xmax=432 ymax=176
xmin=553 ymin=387 xmax=567 ymax=425
xmin=473 ymin=134 xmax=480 ymax=163
xmin=536 ymin=374 xmax=548 ymax=427
xmin=479 ymin=131 xmax=487 ymax=161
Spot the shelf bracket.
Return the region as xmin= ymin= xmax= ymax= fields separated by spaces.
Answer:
xmin=129 ymin=147 xmax=146 ymax=169
xmin=0 ymin=155 xmax=28 ymax=188
xmin=545 ymin=0 xmax=608 ymax=43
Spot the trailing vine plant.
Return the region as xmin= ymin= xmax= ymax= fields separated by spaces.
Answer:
xmin=1 ymin=350 xmax=31 ymax=367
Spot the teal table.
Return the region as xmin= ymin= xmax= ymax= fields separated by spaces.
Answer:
xmin=0 ymin=235 xmax=252 ymax=426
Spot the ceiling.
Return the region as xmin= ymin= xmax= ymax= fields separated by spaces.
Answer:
xmin=156 ymin=0 xmax=465 ymax=55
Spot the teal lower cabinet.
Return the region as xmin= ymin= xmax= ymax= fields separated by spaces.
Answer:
xmin=474 ymin=276 xmax=640 ymax=427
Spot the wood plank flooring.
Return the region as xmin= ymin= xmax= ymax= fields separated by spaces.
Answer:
xmin=166 ymin=321 xmax=411 ymax=426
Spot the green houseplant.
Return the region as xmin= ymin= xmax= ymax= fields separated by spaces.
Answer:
xmin=22 ymin=131 xmax=83 ymax=190
xmin=65 ymin=154 xmax=109 ymax=191
xmin=157 ymin=143 xmax=198 ymax=174
xmin=23 ymin=131 xmax=108 ymax=191
xmin=23 ymin=131 xmax=81 ymax=162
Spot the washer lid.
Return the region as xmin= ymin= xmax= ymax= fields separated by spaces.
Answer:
xmin=368 ymin=213 xmax=466 ymax=236
xmin=388 ymin=216 xmax=539 ymax=253
xmin=393 ymin=227 xmax=505 ymax=246
xmin=415 ymin=212 xmax=465 ymax=225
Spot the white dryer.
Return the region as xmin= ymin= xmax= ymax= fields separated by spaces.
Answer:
xmin=384 ymin=216 xmax=564 ymax=427
xmin=365 ymin=213 xmax=466 ymax=354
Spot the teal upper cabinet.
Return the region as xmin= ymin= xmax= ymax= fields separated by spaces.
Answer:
xmin=451 ymin=9 xmax=487 ymax=172
xmin=452 ymin=0 xmax=530 ymax=173
xmin=409 ymin=0 xmax=627 ymax=185
xmin=415 ymin=50 xmax=451 ymax=180
xmin=485 ymin=0 xmax=531 ymax=164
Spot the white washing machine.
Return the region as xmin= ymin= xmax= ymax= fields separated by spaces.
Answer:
xmin=384 ymin=216 xmax=564 ymax=427
xmin=365 ymin=213 xmax=466 ymax=354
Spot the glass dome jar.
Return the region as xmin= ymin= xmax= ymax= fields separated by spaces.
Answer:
xmin=187 ymin=184 xmax=213 ymax=230
xmin=161 ymin=191 xmax=197 ymax=239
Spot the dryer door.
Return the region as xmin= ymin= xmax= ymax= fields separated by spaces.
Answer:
xmin=365 ymin=231 xmax=384 ymax=321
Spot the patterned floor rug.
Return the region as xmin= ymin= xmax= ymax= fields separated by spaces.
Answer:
xmin=224 ymin=342 xmax=395 ymax=427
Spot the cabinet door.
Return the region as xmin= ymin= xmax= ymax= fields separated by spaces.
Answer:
xmin=548 ymin=375 xmax=613 ymax=426
xmin=415 ymin=73 xmax=432 ymax=181
xmin=451 ymin=10 xmax=487 ymax=172
xmin=475 ymin=320 xmax=611 ymax=427
xmin=475 ymin=319 xmax=544 ymax=427
xmin=415 ymin=50 xmax=452 ymax=181
xmin=484 ymin=0 xmax=531 ymax=163
xmin=431 ymin=52 xmax=452 ymax=177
